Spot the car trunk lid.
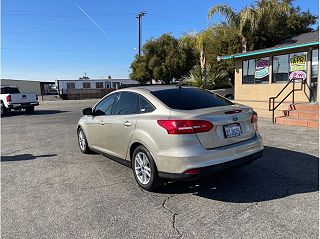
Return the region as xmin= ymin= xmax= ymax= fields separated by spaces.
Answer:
xmin=169 ymin=105 xmax=256 ymax=149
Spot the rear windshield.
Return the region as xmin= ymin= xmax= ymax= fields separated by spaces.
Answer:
xmin=151 ymin=88 xmax=233 ymax=110
xmin=1 ymin=87 xmax=20 ymax=94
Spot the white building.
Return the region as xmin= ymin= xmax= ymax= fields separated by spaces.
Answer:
xmin=55 ymin=79 xmax=138 ymax=94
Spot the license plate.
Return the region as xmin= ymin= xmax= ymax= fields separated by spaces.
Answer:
xmin=223 ymin=123 xmax=242 ymax=138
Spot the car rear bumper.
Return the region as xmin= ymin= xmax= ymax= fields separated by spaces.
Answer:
xmin=158 ymin=149 xmax=263 ymax=180
xmin=154 ymin=133 xmax=263 ymax=178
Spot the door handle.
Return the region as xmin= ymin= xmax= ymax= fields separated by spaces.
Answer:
xmin=123 ymin=121 xmax=132 ymax=127
xmin=100 ymin=120 xmax=105 ymax=126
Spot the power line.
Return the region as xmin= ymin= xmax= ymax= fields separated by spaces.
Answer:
xmin=2 ymin=11 xmax=205 ymax=25
xmin=1 ymin=47 xmax=125 ymax=52
xmin=3 ymin=27 xmax=187 ymax=33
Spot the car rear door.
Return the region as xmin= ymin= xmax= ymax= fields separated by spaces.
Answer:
xmin=105 ymin=92 xmax=140 ymax=159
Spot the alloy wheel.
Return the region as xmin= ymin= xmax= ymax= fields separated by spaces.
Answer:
xmin=134 ymin=152 xmax=152 ymax=185
xmin=78 ymin=130 xmax=86 ymax=151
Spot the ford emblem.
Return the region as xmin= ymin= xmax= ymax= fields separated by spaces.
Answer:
xmin=233 ymin=117 xmax=238 ymax=121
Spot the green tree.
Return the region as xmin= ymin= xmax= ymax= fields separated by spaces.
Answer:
xmin=129 ymin=55 xmax=152 ymax=84
xmin=204 ymin=24 xmax=242 ymax=80
xmin=180 ymin=30 xmax=213 ymax=81
xmin=130 ymin=34 xmax=197 ymax=84
xmin=179 ymin=25 xmax=242 ymax=86
xmin=208 ymin=0 xmax=317 ymax=52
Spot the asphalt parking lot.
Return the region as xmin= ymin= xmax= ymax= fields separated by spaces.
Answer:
xmin=1 ymin=100 xmax=319 ymax=239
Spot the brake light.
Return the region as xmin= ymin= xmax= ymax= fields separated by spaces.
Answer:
xmin=184 ymin=168 xmax=201 ymax=175
xmin=251 ymin=111 xmax=258 ymax=123
xmin=157 ymin=120 xmax=213 ymax=134
xmin=6 ymin=95 xmax=11 ymax=102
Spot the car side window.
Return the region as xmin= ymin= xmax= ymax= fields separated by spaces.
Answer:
xmin=139 ymin=96 xmax=155 ymax=113
xmin=113 ymin=92 xmax=138 ymax=115
xmin=94 ymin=93 xmax=118 ymax=116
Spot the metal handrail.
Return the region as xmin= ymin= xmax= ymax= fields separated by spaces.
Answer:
xmin=303 ymin=81 xmax=315 ymax=102
xmin=269 ymin=79 xmax=312 ymax=124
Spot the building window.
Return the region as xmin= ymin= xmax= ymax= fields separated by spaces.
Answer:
xmin=105 ymin=83 xmax=110 ymax=88
xmin=273 ymin=52 xmax=307 ymax=83
xmin=112 ymin=82 xmax=121 ymax=89
xmin=243 ymin=58 xmax=269 ymax=84
xmin=272 ymin=54 xmax=289 ymax=83
xmin=254 ymin=57 xmax=269 ymax=83
xmin=242 ymin=59 xmax=255 ymax=84
xmin=67 ymin=82 xmax=75 ymax=89
xmin=311 ymin=49 xmax=319 ymax=82
xmin=83 ymin=82 xmax=91 ymax=88
xmin=96 ymin=82 xmax=103 ymax=88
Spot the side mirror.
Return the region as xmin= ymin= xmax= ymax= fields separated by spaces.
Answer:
xmin=82 ymin=107 xmax=93 ymax=116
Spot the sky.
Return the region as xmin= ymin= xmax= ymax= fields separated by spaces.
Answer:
xmin=1 ymin=0 xmax=319 ymax=82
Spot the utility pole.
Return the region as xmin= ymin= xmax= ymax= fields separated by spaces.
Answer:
xmin=136 ymin=11 xmax=146 ymax=56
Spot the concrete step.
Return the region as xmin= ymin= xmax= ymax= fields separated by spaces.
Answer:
xmin=290 ymin=103 xmax=319 ymax=111
xmin=284 ymin=110 xmax=319 ymax=120
xmin=275 ymin=116 xmax=319 ymax=128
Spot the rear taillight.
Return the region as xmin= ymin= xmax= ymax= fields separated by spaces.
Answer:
xmin=251 ymin=111 xmax=258 ymax=123
xmin=184 ymin=168 xmax=201 ymax=175
xmin=6 ymin=95 xmax=11 ymax=102
xmin=157 ymin=120 xmax=213 ymax=134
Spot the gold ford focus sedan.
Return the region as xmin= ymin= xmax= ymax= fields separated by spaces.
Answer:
xmin=77 ymin=86 xmax=263 ymax=191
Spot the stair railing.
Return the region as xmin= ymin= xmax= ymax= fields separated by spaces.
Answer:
xmin=269 ymin=78 xmax=313 ymax=124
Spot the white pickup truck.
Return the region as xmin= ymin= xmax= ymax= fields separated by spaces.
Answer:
xmin=1 ymin=86 xmax=39 ymax=116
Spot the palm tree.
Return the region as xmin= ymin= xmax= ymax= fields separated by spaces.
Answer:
xmin=180 ymin=30 xmax=213 ymax=82
xmin=208 ymin=1 xmax=290 ymax=52
xmin=182 ymin=65 xmax=229 ymax=90
xmin=195 ymin=29 xmax=213 ymax=80
xmin=208 ymin=4 xmax=248 ymax=51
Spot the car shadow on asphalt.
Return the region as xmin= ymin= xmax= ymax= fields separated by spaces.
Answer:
xmin=1 ymin=154 xmax=57 ymax=162
xmin=157 ymin=146 xmax=319 ymax=203
xmin=3 ymin=110 xmax=68 ymax=117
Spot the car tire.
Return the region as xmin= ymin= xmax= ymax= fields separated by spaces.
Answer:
xmin=77 ymin=127 xmax=92 ymax=154
xmin=25 ymin=106 xmax=35 ymax=113
xmin=1 ymin=102 xmax=7 ymax=117
xmin=132 ymin=145 xmax=161 ymax=192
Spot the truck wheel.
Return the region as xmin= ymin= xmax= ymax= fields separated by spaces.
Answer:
xmin=25 ymin=106 xmax=35 ymax=113
xmin=1 ymin=102 xmax=7 ymax=117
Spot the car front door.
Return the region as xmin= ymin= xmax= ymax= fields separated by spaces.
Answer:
xmin=85 ymin=93 xmax=118 ymax=151
xmin=105 ymin=92 xmax=140 ymax=159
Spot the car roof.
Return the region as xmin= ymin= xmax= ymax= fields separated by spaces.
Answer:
xmin=118 ymin=85 xmax=195 ymax=93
